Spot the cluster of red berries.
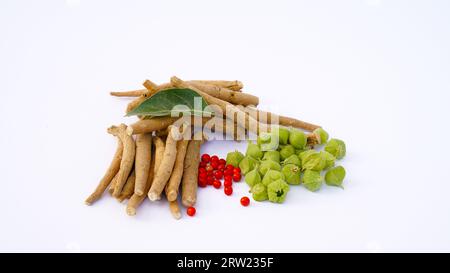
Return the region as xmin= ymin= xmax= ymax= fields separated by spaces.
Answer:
xmin=186 ymin=153 xmax=249 ymax=217
xmin=198 ymin=153 xmax=242 ymax=194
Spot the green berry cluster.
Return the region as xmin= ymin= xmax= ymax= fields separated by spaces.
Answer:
xmin=240 ymin=127 xmax=347 ymax=203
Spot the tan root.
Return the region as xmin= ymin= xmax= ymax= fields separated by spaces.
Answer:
xmin=107 ymin=124 xmax=136 ymax=197
xmin=181 ymin=131 xmax=204 ymax=207
xmin=148 ymin=127 xmax=179 ymax=201
xmin=165 ymin=139 xmax=189 ymax=202
xmin=85 ymin=138 xmax=123 ymax=205
xmin=134 ymin=134 xmax=152 ymax=195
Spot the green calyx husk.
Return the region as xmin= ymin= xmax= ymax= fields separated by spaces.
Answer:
xmin=282 ymin=154 xmax=301 ymax=167
xmin=302 ymin=170 xmax=323 ymax=192
xmin=258 ymin=159 xmax=281 ymax=176
xmin=279 ymin=144 xmax=295 ymax=161
xmin=281 ymin=164 xmax=301 ymax=185
xmin=301 ymin=150 xmax=326 ymax=171
xmin=246 ymin=142 xmax=263 ymax=160
xmin=267 ymin=179 xmax=290 ymax=203
xmin=245 ymin=169 xmax=262 ymax=187
xmin=239 ymin=156 xmax=259 ymax=175
xmin=251 ymin=183 xmax=268 ymax=201
xmin=226 ymin=150 xmax=244 ymax=167
xmin=262 ymin=170 xmax=285 ymax=186
xmin=289 ymin=129 xmax=307 ymax=150
xmin=324 ymin=138 xmax=346 ymax=159
xmin=325 ymin=166 xmax=346 ymax=188
xmin=262 ymin=150 xmax=281 ymax=163
xmin=313 ymin=128 xmax=329 ymax=144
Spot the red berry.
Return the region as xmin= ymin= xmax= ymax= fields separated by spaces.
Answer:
xmin=207 ymin=176 xmax=215 ymax=185
xmin=224 ymin=169 xmax=233 ymax=177
xmin=219 ymin=159 xmax=226 ymax=165
xmin=226 ymin=164 xmax=234 ymax=171
xmin=187 ymin=207 xmax=196 ymax=216
xmin=224 ymin=186 xmax=233 ymax=196
xmin=224 ymin=174 xmax=233 ymax=182
xmin=207 ymin=170 xmax=214 ymax=177
xmin=199 ymin=172 xmax=207 ymax=180
xmin=240 ymin=196 xmax=250 ymax=206
xmin=233 ymin=167 xmax=241 ymax=174
xmin=201 ymin=154 xmax=210 ymax=163
xmin=217 ymin=164 xmax=226 ymax=171
xmin=233 ymin=173 xmax=242 ymax=182
xmin=211 ymin=161 xmax=219 ymax=170
xmin=199 ymin=161 xmax=207 ymax=168
xmin=198 ymin=179 xmax=207 ymax=188
xmin=214 ymin=170 xmax=223 ymax=180
xmin=211 ymin=155 xmax=219 ymax=162
xmin=224 ymin=179 xmax=232 ymax=187
xmin=213 ymin=180 xmax=222 ymax=189
xmin=205 ymin=165 xmax=214 ymax=172
xmin=198 ymin=167 xmax=206 ymax=173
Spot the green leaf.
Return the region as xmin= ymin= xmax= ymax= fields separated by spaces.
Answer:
xmin=126 ymin=88 xmax=212 ymax=117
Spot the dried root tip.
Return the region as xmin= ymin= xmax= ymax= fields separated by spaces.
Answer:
xmin=143 ymin=80 xmax=158 ymax=91
xmin=166 ymin=191 xmax=177 ymax=202
xmin=182 ymin=198 xmax=195 ymax=208
xmin=126 ymin=126 xmax=134 ymax=136
xmin=148 ymin=192 xmax=161 ymax=201
xmin=126 ymin=207 xmax=137 ymax=216
xmin=169 ymin=200 xmax=182 ymax=220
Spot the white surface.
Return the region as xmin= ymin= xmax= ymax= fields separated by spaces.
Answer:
xmin=1 ymin=0 xmax=449 ymax=252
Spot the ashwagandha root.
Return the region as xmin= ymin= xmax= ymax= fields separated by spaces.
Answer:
xmin=145 ymin=136 xmax=165 ymax=203
xmin=153 ymin=136 xmax=165 ymax=175
xmin=239 ymin=105 xmax=321 ymax=132
xmin=181 ymin=131 xmax=204 ymax=207
xmin=168 ymin=200 xmax=182 ymax=220
xmin=107 ymin=124 xmax=136 ymax=198
xmin=165 ymin=139 xmax=189 ymax=202
xmin=108 ymin=173 xmax=118 ymax=195
xmin=111 ymin=79 xmax=242 ymax=98
xmin=191 ymin=80 xmax=243 ymax=91
xmin=188 ymin=81 xmax=258 ymax=106
xmin=134 ymin=134 xmax=152 ymax=195
xmin=126 ymin=145 xmax=155 ymax=216
xmin=127 ymin=117 xmax=179 ymax=136
xmin=85 ymin=138 xmax=123 ymax=205
xmin=171 ymin=76 xmax=269 ymax=135
xmin=148 ymin=127 xmax=179 ymax=201
xmin=117 ymin=169 xmax=136 ymax=203
xmin=110 ymin=90 xmax=146 ymax=97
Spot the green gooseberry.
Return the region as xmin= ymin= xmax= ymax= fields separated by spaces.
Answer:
xmin=281 ymin=164 xmax=301 ymax=185
xmin=239 ymin=156 xmax=259 ymax=175
xmin=262 ymin=170 xmax=285 ymax=186
xmin=258 ymin=160 xmax=281 ymax=176
xmin=302 ymin=170 xmax=323 ymax=192
xmin=226 ymin=150 xmax=244 ymax=167
xmin=272 ymin=126 xmax=290 ymax=145
xmin=246 ymin=142 xmax=263 ymax=160
xmin=280 ymin=144 xmax=295 ymax=161
xmin=324 ymin=138 xmax=346 ymax=159
xmin=289 ymin=129 xmax=307 ymax=149
xmin=257 ymin=132 xmax=279 ymax=151
xmin=301 ymin=150 xmax=326 ymax=171
xmin=267 ymin=179 xmax=290 ymax=203
xmin=320 ymin=151 xmax=336 ymax=170
xmin=282 ymin=154 xmax=301 ymax=167
xmin=299 ymin=149 xmax=315 ymax=161
xmin=313 ymin=128 xmax=329 ymax=144
xmin=325 ymin=166 xmax=346 ymax=188
xmin=251 ymin=183 xmax=268 ymax=201
xmin=262 ymin=150 xmax=280 ymax=163
xmin=245 ymin=169 xmax=261 ymax=187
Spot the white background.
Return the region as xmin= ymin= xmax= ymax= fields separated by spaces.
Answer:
xmin=1 ymin=0 xmax=449 ymax=252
